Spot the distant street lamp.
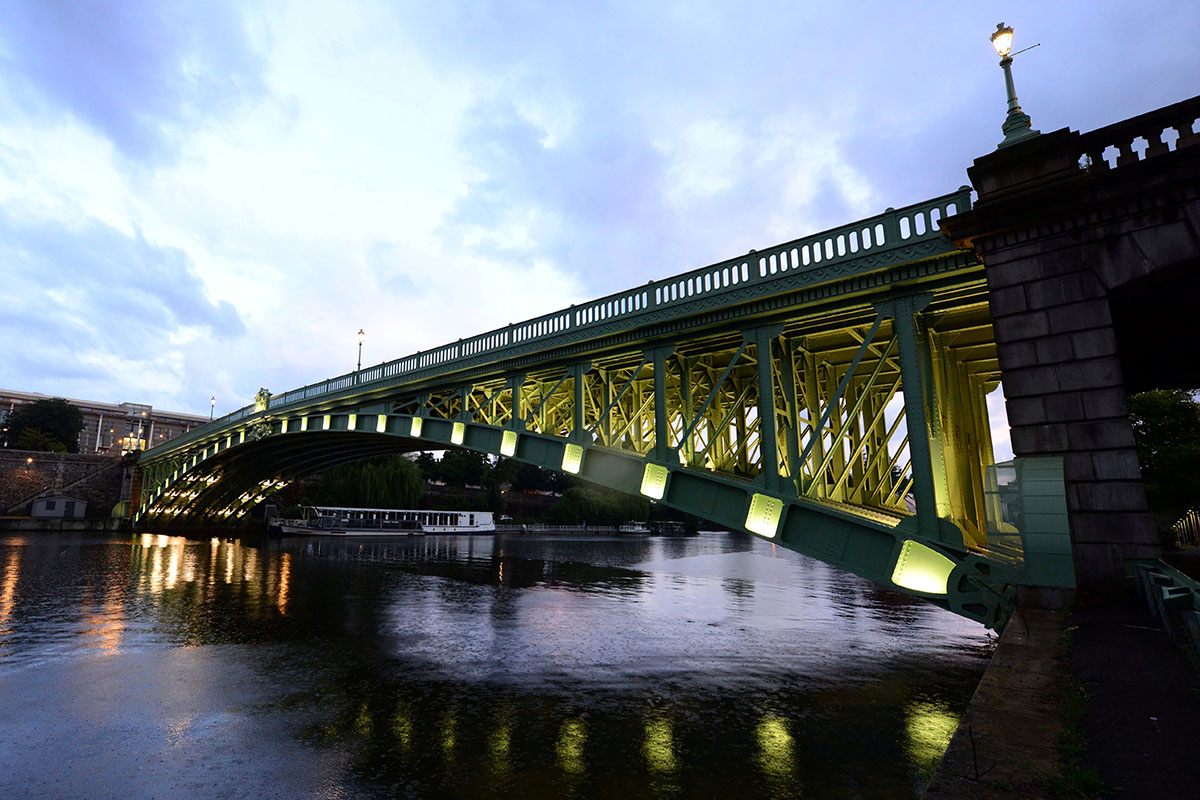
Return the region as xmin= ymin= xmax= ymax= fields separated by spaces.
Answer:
xmin=990 ymin=22 xmax=1040 ymax=149
xmin=210 ymin=396 xmax=216 ymax=420
xmin=357 ymin=329 xmax=365 ymax=373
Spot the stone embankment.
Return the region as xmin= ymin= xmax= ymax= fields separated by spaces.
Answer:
xmin=925 ymin=609 xmax=1067 ymax=798
xmin=0 ymin=449 xmax=134 ymax=516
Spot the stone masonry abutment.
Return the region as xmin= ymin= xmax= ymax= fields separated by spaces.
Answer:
xmin=943 ymin=95 xmax=1200 ymax=595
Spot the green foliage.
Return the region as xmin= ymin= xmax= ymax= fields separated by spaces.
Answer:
xmin=543 ymin=485 xmax=649 ymax=526
xmin=540 ymin=500 xmax=580 ymax=525
xmin=3 ymin=398 xmax=83 ymax=453
xmin=489 ymin=457 xmax=520 ymax=488
xmin=1128 ymin=389 xmax=1200 ymax=517
xmin=15 ymin=427 xmax=68 ymax=452
xmin=438 ymin=491 xmax=474 ymax=511
xmin=414 ymin=451 xmax=440 ymax=481
xmin=308 ymin=455 xmax=423 ymax=509
xmin=512 ymin=462 xmax=573 ymax=493
xmin=438 ymin=448 xmax=488 ymax=486
xmin=1049 ymin=675 xmax=1109 ymax=798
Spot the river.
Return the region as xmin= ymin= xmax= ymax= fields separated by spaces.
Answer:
xmin=0 ymin=530 xmax=991 ymax=799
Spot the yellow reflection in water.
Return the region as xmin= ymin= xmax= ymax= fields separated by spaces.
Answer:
xmin=165 ymin=542 xmax=181 ymax=589
xmin=82 ymin=593 xmax=125 ymax=653
xmin=0 ymin=547 xmax=21 ymax=632
xmin=489 ymin=719 xmax=511 ymax=775
xmin=149 ymin=544 xmax=165 ymax=593
xmin=442 ymin=712 xmax=458 ymax=762
xmin=276 ymin=552 xmax=291 ymax=615
xmin=182 ymin=549 xmax=196 ymax=584
xmin=392 ymin=704 xmax=413 ymax=752
xmin=207 ymin=538 xmax=220 ymax=588
xmin=354 ymin=701 xmax=372 ymax=737
xmin=242 ymin=547 xmax=259 ymax=583
xmin=557 ymin=718 xmax=586 ymax=775
xmin=905 ymin=701 xmax=959 ymax=769
xmin=756 ymin=714 xmax=795 ymax=780
xmin=643 ymin=714 xmax=677 ymax=773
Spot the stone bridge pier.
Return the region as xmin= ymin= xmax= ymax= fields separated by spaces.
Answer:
xmin=944 ymin=96 xmax=1200 ymax=595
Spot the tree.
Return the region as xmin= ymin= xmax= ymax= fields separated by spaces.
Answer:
xmin=512 ymin=462 xmax=553 ymax=492
xmin=307 ymin=455 xmax=423 ymax=508
xmin=439 ymin=448 xmax=488 ymax=486
xmin=3 ymin=398 xmax=83 ymax=452
xmin=542 ymin=485 xmax=649 ymax=526
xmin=414 ymin=451 xmax=440 ymax=482
xmin=15 ymin=427 xmax=67 ymax=452
xmin=1128 ymin=389 xmax=1200 ymax=518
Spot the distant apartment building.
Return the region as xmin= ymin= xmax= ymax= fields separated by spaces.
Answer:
xmin=0 ymin=389 xmax=210 ymax=455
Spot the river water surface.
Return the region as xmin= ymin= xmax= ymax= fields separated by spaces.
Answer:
xmin=0 ymin=530 xmax=991 ymax=799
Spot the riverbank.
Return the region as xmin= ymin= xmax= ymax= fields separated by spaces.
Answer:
xmin=0 ymin=516 xmax=126 ymax=532
xmin=924 ymin=608 xmax=1066 ymax=797
xmin=925 ymin=594 xmax=1200 ymax=797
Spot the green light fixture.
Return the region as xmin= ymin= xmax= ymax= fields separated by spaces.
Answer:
xmin=891 ymin=540 xmax=956 ymax=595
xmin=640 ymin=463 xmax=669 ymax=499
xmin=561 ymin=443 xmax=583 ymax=474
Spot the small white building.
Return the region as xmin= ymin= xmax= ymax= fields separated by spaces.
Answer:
xmin=31 ymin=495 xmax=87 ymax=519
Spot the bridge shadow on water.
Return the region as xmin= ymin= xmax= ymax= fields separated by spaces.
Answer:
xmin=0 ymin=529 xmax=991 ymax=799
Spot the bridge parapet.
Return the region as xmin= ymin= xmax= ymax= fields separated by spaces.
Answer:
xmin=1079 ymin=94 xmax=1199 ymax=172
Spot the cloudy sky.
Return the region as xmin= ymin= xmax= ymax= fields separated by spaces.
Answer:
xmin=1 ymin=1 xmax=1196 ymax=427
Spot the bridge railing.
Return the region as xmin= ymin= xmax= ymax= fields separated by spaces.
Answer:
xmin=1080 ymin=93 xmax=1199 ymax=172
xmin=147 ymin=187 xmax=972 ymax=456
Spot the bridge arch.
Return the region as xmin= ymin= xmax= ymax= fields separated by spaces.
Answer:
xmin=138 ymin=408 xmax=1011 ymax=629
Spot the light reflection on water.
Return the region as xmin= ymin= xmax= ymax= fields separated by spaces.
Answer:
xmin=0 ymin=530 xmax=991 ymax=798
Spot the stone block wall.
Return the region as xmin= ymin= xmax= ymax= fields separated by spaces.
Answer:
xmin=978 ymin=233 xmax=1157 ymax=589
xmin=0 ymin=450 xmax=131 ymax=517
xmin=943 ymin=122 xmax=1200 ymax=595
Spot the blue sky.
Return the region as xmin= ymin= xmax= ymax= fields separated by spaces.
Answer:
xmin=1 ymin=1 xmax=1196 ymax=430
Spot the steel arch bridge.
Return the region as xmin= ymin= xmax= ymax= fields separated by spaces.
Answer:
xmin=135 ymin=187 xmax=1075 ymax=629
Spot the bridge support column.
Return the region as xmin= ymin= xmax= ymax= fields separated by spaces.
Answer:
xmin=650 ymin=346 xmax=675 ymax=462
xmin=570 ymin=362 xmax=590 ymax=445
xmin=778 ymin=336 xmax=802 ymax=496
xmin=751 ymin=326 xmax=784 ymax=493
xmin=882 ymin=294 xmax=954 ymax=545
xmin=508 ymin=374 xmax=524 ymax=431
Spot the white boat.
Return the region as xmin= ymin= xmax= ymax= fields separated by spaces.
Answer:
xmin=269 ymin=506 xmax=496 ymax=536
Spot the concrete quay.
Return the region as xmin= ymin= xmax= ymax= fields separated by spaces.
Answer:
xmin=926 ymin=598 xmax=1200 ymax=798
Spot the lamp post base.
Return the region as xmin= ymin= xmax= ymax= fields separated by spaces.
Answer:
xmin=999 ymin=111 xmax=1041 ymax=149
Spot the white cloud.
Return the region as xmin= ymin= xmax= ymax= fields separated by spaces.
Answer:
xmin=1 ymin=0 xmax=1198 ymax=421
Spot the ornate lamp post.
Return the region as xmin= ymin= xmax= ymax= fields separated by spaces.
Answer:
xmin=991 ymin=22 xmax=1040 ymax=149
xmin=210 ymin=396 xmax=216 ymax=420
xmin=356 ymin=329 xmax=365 ymax=373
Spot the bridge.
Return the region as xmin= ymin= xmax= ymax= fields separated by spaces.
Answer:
xmin=133 ymin=94 xmax=1200 ymax=630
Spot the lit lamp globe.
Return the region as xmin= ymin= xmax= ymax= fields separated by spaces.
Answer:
xmin=990 ymin=22 xmax=1013 ymax=58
